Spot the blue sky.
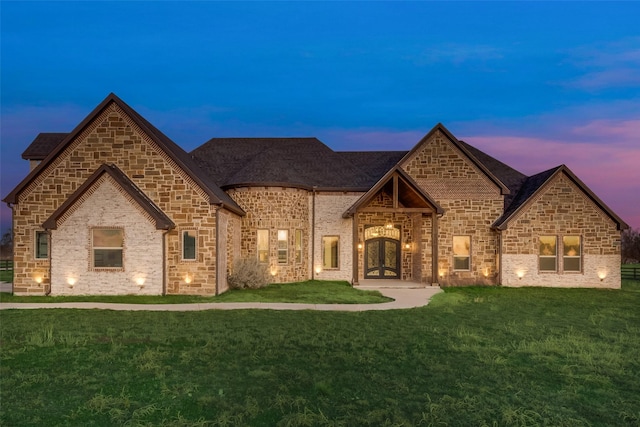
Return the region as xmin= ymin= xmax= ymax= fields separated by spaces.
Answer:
xmin=1 ymin=1 xmax=639 ymax=233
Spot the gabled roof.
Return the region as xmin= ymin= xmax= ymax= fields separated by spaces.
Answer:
xmin=3 ymin=93 xmax=244 ymax=216
xmin=43 ymin=163 xmax=175 ymax=230
xmin=22 ymin=133 xmax=69 ymax=160
xmin=493 ymin=165 xmax=629 ymax=231
xmin=343 ymin=166 xmax=444 ymax=217
xmin=191 ymin=137 xmax=375 ymax=190
xmin=398 ymin=123 xmax=511 ymax=195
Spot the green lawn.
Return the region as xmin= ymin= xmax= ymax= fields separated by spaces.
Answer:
xmin=1 ymin=282 xmax=639 ymax=426
xmin=0 ymin=260 xmax=12 ymax=282
xmin=0 ymin=280 xmax=391 ymax=304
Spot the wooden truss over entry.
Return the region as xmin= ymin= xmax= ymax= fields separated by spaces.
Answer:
xmin=344 ymin=167 xmax=444 ymax=286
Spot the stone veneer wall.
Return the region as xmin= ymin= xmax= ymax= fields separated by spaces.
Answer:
xmin=501 ymin=173 xmax=621 ymax=288
xmin=12 ymin=103 xmax=220 ymax=295
xmin=314 ymin=192 xmax=362 ymax=282
xmin=401 ymin=129 xmax=503 ymax=286
xmin=227 ymin=187 xmax=311 ymax=283
xmin=50 ymin=176 xmax=163 ymax=295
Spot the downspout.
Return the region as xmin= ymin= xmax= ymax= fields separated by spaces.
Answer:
xmin=46 ymin=229 xmax=52 ymax=296
xmin=215 ymin=205 xmax=220 ymax=296
xmin=497 ymin=230 xmax=502 ymax=286
xmin=311 ymin=186 xmax=317 ymax=280
xmin=162 ymin=229 xmax=170 ymax=296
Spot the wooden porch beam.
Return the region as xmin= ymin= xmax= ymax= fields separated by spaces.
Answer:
xmin=358 ymin=207 xmax=434 ymax=214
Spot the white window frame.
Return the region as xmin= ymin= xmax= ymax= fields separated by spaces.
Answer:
xmin=539 ymin=235 xmax=557 ymax=272
xmin=452 ymin=235 xmax=471 ymax=271
xmin=322 ymin=236 xmax=339 ymax=270
xmin=277 ymin=229 xmax=288 ymax=265
xmin=295 ymin=229 xmax=303 ymax=264
xmin=182 ymin=230 xmax=197 ymax=261
xmin=92 ymin=228 xmax=124 ymax=269
xmin=562 ymin=235 xmax=582 ymax=272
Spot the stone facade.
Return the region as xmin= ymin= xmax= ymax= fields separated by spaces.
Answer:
xmin=401 ymin=129 xmax=503 ymax=286
xmin=227 ymin=187 xmax=311 ymax=283
xmin=6 ymin=97 xmax=625 ymax=294
xmin=11 ymin=103 xmax=236 ymax=295
xmin=500 ymin=173 xmax=622 ymax=288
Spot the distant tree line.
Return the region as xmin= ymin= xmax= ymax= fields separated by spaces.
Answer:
xmin=622 ymin=228 xmax=640 ymax=264
xmin=0 ymin=229 xmax=12 ymax=260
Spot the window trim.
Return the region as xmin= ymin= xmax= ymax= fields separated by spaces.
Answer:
xmin=34 ymin=230 xmax=49 ymax=260
xmin=257 ymin=229 xmax=269 ymax=264
xmin=539 ymin=235 xmax=558 ymax=272
xmin=452 ymin=235 xmax=471 ymax=271
xmin=277 ymin=229 xmax=288 ymax=265
xmin=321 ymin=235 xmax=340 ymax=270
xmin=295 ymin=229 xmax=303 ymax=264
xmin=562 ymin=235 xmax=582 ymax=273
xmin=91 ymin=228 xmax=124 ymax=270
xmin=182 ymin=229 xmax=197 ymax=261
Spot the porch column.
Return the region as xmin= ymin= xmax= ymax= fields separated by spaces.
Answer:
xmin=352 ymin=213 xmax=359 ymax=285
xmin=431 ymin=213 xmax=439 ymax=285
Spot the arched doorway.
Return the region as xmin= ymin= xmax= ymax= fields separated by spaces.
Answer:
xmin=364 ymin=225 xmax=400 ymax=279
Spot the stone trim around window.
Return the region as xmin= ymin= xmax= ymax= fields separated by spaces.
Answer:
xmin=181 ymin=229 xmax=197 ymax=261
xmin=34 ymin=230 xmax=49 ymax=260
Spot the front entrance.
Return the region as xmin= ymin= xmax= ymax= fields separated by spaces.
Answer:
xmin=365 ymin=238 xmax=400 ymax=278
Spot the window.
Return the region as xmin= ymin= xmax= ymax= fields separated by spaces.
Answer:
xmin=295 ymin=229 xmax=303 ymax=263
xmin=563 ymin=236 xmax=581 ymax=272
xmin=539 ymin=236 xmax=557 ymax=271
xmin=35 ymin=231 xmax=48 ymax=259
xmin=277 ymin=230 xmax=288 ymax=264
xmin=182 ymin=230 xmax=196 ymax=260
xmin=322 ymin=236 xmax=339 ymax=269
xmin=452 ymin=236 xmax=471 ymax=270
xmin=257 ymin=229 xmax=269 ymax=263
xmin=92 ymin=229 xmax=123 ymax=268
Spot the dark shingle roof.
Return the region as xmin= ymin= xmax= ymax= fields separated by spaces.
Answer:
xmin=22 ymin=133 xmax=69 ymax=160
xmin=338 ymin=151 xmax=408 ymax=186
xmin=191 ymin=138 xmax=377 ymax=190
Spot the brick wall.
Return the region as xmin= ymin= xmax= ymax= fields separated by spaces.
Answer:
xmin=501 ymin=173 xmax=622 ymax=288
xmin=12 ymin=103 xmax=223 ymax=295
xmin=50 ymin=176 xmax=164 ymax=295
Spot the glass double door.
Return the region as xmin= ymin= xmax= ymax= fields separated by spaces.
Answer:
xmin=365 ymin=238 xmax=400 ymax=278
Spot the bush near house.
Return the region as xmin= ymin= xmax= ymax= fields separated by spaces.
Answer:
xmin=228 ymin=258 xmax=270 ymax=289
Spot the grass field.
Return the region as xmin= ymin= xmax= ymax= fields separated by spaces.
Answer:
xmin=1 ymin=281 xmax=639 ymax=426
xmin=0 ymin=260 xmax=12 ymax=282
xmin=0 ymin=280 xmax=391 ymax=304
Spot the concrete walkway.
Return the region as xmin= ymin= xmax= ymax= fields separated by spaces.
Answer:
xmin=0 ymin=285 xmax=442 ymax=312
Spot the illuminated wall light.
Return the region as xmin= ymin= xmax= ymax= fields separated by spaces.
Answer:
xmin=270 ymin=266 xmax=278 ymax=276
xmin=404 ymin=243 xmax=411 ymax=250
xmin=598 ymin=271 xmax=607 ymax=281
xmin=315 ymin=266 xmax=322 ymax=274
xmin=483 ymin=268 xmax=489 ymax=278
xmin=439 ymin=270 xmax=445 ymax=278
xmin=516 ymin=270 xmax=525 ymax=280
xmin=35 ymin=276 xmax=43 ymax=284
xmin=136 ymin=277 xmax=145 ymax=286
xmin=357 ymin=242 xmax=363 ymax=250
xmin=67 ymin=277 xmax=76 ymax=286
xmin=184 ymin=274 xmax=192 ymax=284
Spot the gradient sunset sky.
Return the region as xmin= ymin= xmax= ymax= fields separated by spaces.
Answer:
xmin=1 ymin=1 xmax=639 ymax=233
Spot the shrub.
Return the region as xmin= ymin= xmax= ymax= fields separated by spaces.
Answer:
xmin=228 ymin=258 xmax=270 ymax=289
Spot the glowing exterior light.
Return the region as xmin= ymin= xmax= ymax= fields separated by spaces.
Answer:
xmin=315 ymin=266 xmax=322 ymax=274
xmin=35 ymin=276 xmax=43 ymax=284
xmin=270 ymin=266 xmax=277 ymax=276
xmin=136 ymin=277 xmax=145 ymax=286
xmin=516 ymin=270 xmax=525 ymax=280
xmin=67 ymin=277 xmax=76 ymax=286
xmin=598 ymin=271 xmax=607 ymax=281
xmin=184 ymin=274 xmax=192 ymax=284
